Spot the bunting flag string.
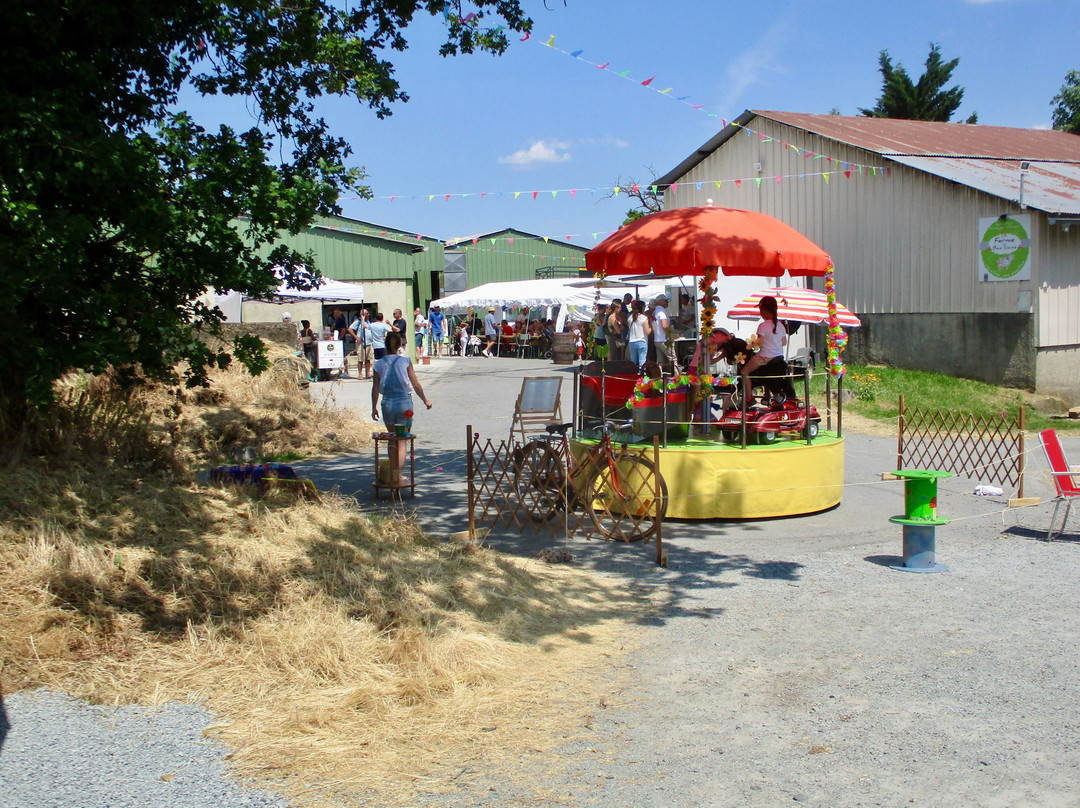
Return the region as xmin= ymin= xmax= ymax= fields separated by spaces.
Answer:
xmin=353 ymin=163 xmax=890 ymax=219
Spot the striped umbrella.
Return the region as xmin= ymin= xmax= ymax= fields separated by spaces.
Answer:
xmin=726 ymin=286 xmax=861 ymax=327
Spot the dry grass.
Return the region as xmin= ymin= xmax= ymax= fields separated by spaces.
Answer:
xmin=0 ymin=349 xmax=654 ymax=806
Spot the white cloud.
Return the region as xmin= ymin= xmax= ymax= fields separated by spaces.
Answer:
xmin=498 ymin=140 xmax=572 ymax=167
xmin=717 ymin=18 xmax=796 ymax=113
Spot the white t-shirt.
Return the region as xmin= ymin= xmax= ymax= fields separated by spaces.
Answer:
xmin=627 ymin=313 xmax=649 ymax=344
xmin=652 ymin=305 xmax=669 ymax=341
xmin=756 ymin=319 xmax=787 ymax=359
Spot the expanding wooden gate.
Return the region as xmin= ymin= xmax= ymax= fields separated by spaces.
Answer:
xmin=464 ymin=425 xmax=666 ymax=563
xmin=897 ymin=395 xmax=1028 ymax=497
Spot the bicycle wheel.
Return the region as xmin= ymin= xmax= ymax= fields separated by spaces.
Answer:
xmin=583 ymin=452 xmax=668 ymax=542
xmin=512 ymin=441 xmax=565 ymax=522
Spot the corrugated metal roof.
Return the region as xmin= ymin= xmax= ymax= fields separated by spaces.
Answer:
xmin=657 ymin=110 xmax=1080 ymax=215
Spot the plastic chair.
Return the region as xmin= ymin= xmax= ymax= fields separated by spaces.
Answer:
xmin=1038 ymin=428 xmax=1080 ymax=540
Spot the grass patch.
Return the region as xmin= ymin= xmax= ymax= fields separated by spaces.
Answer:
xmin=802 ymin=364 xmax=1080 ymax=435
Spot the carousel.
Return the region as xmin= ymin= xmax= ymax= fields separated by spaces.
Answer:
xmin=579 ymin=205 xmax=853 ymax=521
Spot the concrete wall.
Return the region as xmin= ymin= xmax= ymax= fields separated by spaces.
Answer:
xmin=845 ymin=312 xmax=1036 ymax=390
xmin=1036 ymin=346 xmax=1080 ymax=402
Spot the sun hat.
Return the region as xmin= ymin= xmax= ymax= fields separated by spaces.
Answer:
xmin=487 ymin=306 xmax=496 ymax=311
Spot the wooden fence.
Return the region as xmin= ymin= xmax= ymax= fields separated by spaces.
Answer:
xmin=897 ymin=395 xmax=1027 ymax=497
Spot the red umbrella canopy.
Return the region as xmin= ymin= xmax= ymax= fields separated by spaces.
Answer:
xmin=727 ymin=287 xmax=861 ymax=328
xmin=585 ymin=206 xmax=832 ymax=278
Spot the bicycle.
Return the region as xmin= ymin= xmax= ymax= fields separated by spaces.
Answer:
xmin=512 ymin=420 xmax=669 ymax=542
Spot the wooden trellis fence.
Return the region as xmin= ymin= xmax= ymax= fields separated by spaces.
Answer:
xmin=897 ymin=395 xmax=1027 ymax=497
xmin=464 ymin=424 xmax=666 ymax=562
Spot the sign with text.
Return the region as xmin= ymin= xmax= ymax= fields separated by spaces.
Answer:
xmin=979 ymin=215 xmax=1031 ymax=282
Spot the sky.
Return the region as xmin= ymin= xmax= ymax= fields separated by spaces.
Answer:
xmin=188 ymin=0 xmax=1079 ymax=248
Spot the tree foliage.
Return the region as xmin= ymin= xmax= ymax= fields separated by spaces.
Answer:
xmin=859 ymin=43 xmax=973 ymax=123
xmin=1051 ymin=70 xmax=1080 ymax=134
xmin=0 ymin=0 xmax=529 ymax=430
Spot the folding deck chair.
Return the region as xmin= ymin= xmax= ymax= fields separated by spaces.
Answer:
xmin=1038 ymin=428 xmax=1080 ymax=540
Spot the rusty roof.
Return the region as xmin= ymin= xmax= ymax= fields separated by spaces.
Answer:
xmin=657 ymin=110 xmax=1080 ymax=215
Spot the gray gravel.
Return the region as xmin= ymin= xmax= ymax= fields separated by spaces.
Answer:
xmin=0 ymin=691 xmax=292 ymax=808
xmin=5 ymin=356 xmax=1078 ymax=807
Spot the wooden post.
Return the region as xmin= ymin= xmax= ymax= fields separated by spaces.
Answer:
xmin=466 ymin=424 xmax=475 ymax=542
xmin=1018 ymin=406 xmax=1026 ymax=500
xmin=897 ymin=395 xmax=905 ymax=471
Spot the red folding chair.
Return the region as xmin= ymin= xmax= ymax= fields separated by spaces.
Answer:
xmin=1038 ymin=428 xmax=1080 ymax=540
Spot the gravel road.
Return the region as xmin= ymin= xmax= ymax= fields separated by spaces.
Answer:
xmin=4 ymin=356 xmax=1078 ymax=807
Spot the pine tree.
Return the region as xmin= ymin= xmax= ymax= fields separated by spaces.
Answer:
xmin=859 ymin=43 xmax=971 ymax=122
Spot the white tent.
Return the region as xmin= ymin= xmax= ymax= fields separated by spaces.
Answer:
xmin=270 ymin=278 xmax=366 ymax=303
xmin=429 ymin=277 xmax=666 ymax=314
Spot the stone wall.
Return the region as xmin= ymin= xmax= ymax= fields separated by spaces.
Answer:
xmin=221 ymin=322 xmax=298 ymax=349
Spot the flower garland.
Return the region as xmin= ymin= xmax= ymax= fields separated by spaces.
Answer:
xmin=698 ymin=267 xmax=719 ymax=341
xmin=626 ymin=372 xmax=739 ymax=408
xmin=823 ymin=265 xmax=847 ymax=377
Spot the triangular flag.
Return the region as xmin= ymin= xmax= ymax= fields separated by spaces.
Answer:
xmin=650 ymin=185 xmax=657 ymax=194
xmin=508 ymin=238 xmax=514 ymax=244
xmin=445 ymin=194 xmax=450 ymax=201
xmin=671 ymin=183 xmax=678 ymax=194
xmin=692 ymin=105 xmax=703 ymax=109
xmin=613 ymin=186 xmax=621 ymax=196
xmin=714 ymin=181 xmax=721 ymax=189
xmin=844 ymin=169 xmax=851 ymax=179
xmin=735 ymin=179 xmax=742 ymax=188
xmin=570 ymin=189 xmax=576 ymax=198
xmin=695 ymin=182 xmax=702 ymax=190
xmin=755 ymin=178 xmax=762 ymax=188
xmin=428 ymin=195 xmax=434 ymax=201
xmin=490 ymin=238 xmax=497 ymax=244
xmin=545 ymin=35 xmax=554 ymax=47
xmin=551 ymin=190 xmax=557 ymax=198
xmin=617 ymin=70 xmax=630 ymax=77
xmin=659 ymin=88 xmax=672 ymax=94
xmin=632 ymin=184 xmax=639 ymax=194
xmin=471 ymin=238 xmax=477 ymax=244
xmin=479 ymin=192 xmax=486 ymax=198
xmin=514 ymin=191 xmax=520 ymax=199
xmin=566 ymin=235 xmax=572 ymax=241
xmin=775 ymin=176 xmax=781 ymax=184
xmin=543 ymin=237 xmax=549 ymax=243
xmin=389 ymin=196 xmax=395 ymax=202
xmin=823 ymin=173 xmax=830 ymax=184
xmin=570 ymin=49 xmax=583 ymax=57
xmin=532 ymin=191 xmax=538 ymax=200
xmin=597 ymin=62 xmax=609 ymax=69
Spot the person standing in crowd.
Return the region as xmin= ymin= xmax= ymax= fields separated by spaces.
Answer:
xmin=482 ymin=306 xmax=499 ymax=357
xmin=371 ymin=332 xmax=432 ymax=486
xmin=369 ymin=311 xmax=393 ymax=361
xmin=299 ymin=319 xmax=317 ymax=366
xmin=676 ymin=292 xmax=696 ymax=337
xmin=651 ymin=294 xmax=672 ymax=367
xmin=413 ymin=307 xmax=427 ymax=354
xmin=458 ymin=319 xmax=470 ymax=357
xmin=349 ymin=308 xmax=372 ymax=380
xmin=428 ymin=305 xmax=445 ymax=357
xmin=592 ymin=303 xmax=608 ymax=360
xmin=626 ymin=299 xmax=652 ymax=373
xmin=391 ymin=308 xmax=408 ymax=337
xmin=606 ymin=297 xmax=627 ymax=362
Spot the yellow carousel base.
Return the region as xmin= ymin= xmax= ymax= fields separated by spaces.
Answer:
xmin=572 ymin=432 xmax=844 ymax=520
